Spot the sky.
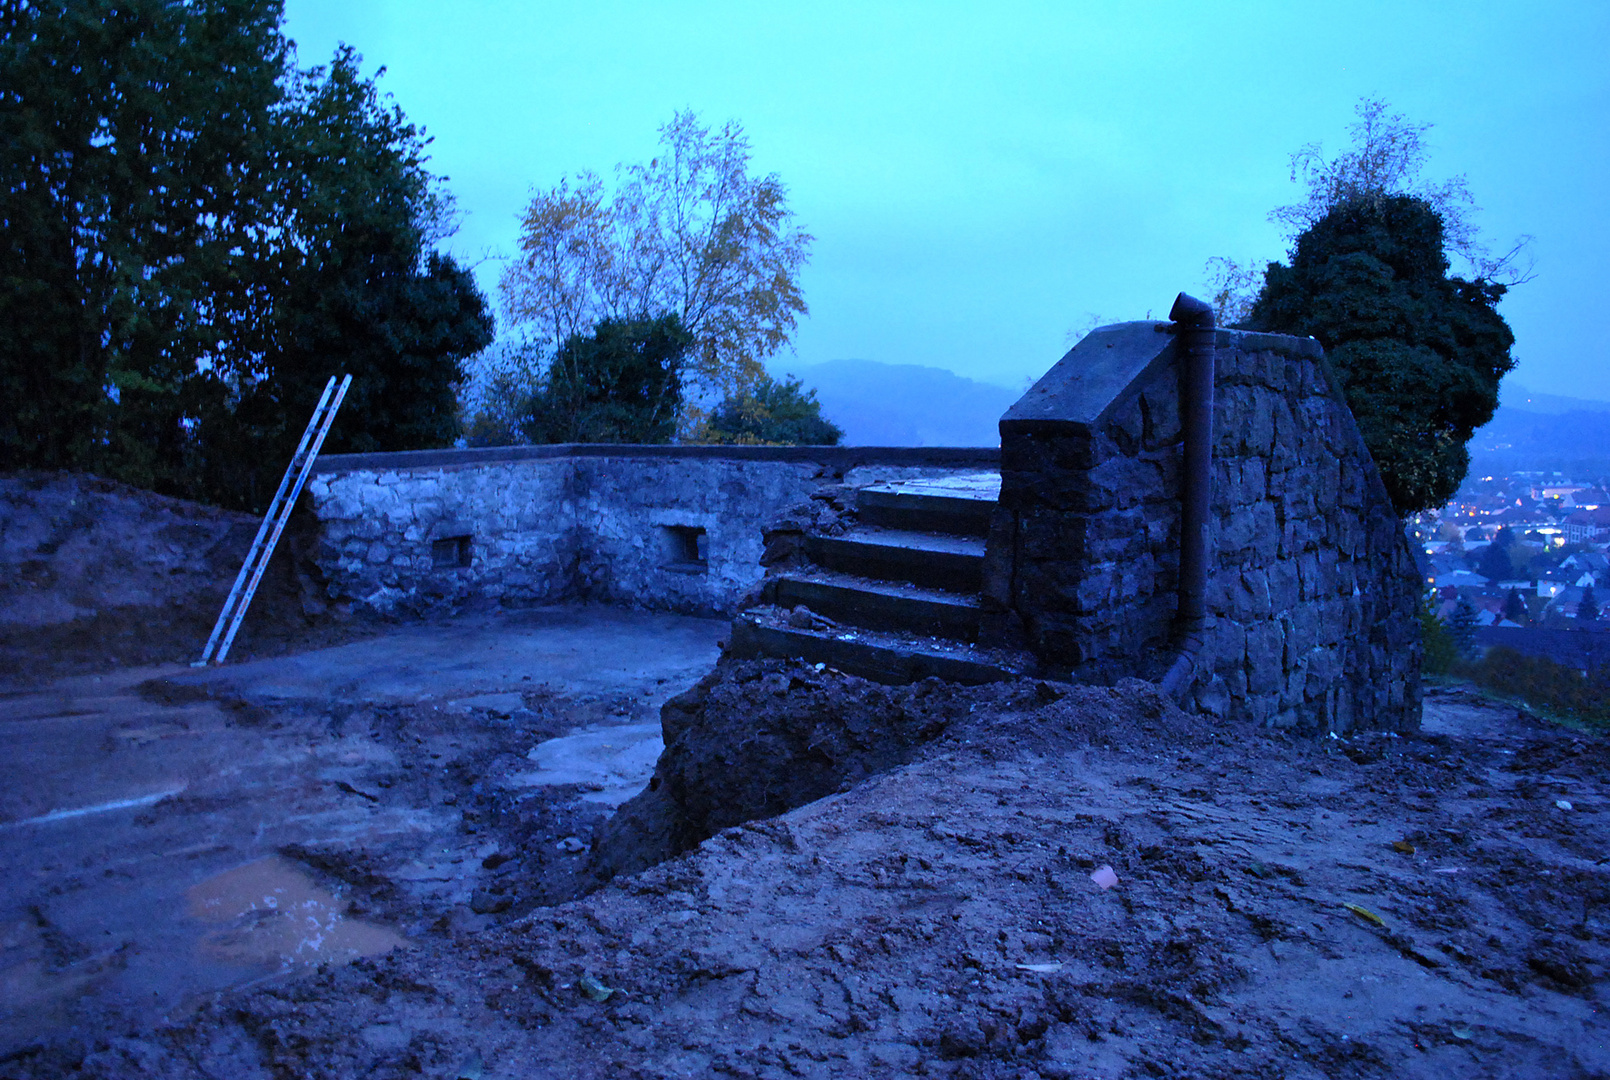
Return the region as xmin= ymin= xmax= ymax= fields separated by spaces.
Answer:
xmin=283 ymin=0 xmax=1610 ymax=399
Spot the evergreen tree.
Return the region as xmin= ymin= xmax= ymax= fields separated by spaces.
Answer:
xmin=0 ymin=0 xmax=286 ymax=488
xmin=1503 ymin=588 xmax=1528 ymax=625
xmin=1579 ymin=586 xmax=1600 ymax=628
xmin=1449 ymin=596 xmax=1478 ymax=661
xmin=700 ymin=375 xmax=843 ymax=446
xmin=0 ymin=4 xmax=491 ymax=509
xmin=1477 ymin=540 xmax=1515 ymax=583
xmin=520 ymin=316 xmax=692 ymax=444
xmin=1247 ymin=195 xmax=1514 ymax=515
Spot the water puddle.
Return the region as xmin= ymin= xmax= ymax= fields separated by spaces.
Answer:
xmin=185 ymin=856 xmax=406 ymax=971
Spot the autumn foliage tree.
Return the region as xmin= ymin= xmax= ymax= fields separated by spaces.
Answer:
xmin=497 ymin=111 xmax=811 ymax=429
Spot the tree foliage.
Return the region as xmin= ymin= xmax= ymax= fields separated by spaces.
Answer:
xmin=1420 ymin=595 xmax=1458 ymax=675
xmin=1580 ymin=587 xmax=1600 ymax=628
xmin=1449 ymin=595 xmax=1479 ymax=661
xmin=0 ymin=1 xmax=491 ymax=509
xmin=1247 ymin=195 xmax=1514 ymax=514
xmin=499 ymin=111 xmax=811 ymax=413
xmin=518 ymin=316 xmax=692 ymax=445
xmin=698 ymin=375 xmax=843 ymax=446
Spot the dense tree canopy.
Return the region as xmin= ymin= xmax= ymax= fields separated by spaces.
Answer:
xmin=699 ymin=375 xmax=843 ymax=446
xmin=0 ymin=0 xmax=491 ymax=509
xmin=1246 ymin=194 xmax=1514 ymax=515
xmin=518 ymin=316 xmax=692 ymax=445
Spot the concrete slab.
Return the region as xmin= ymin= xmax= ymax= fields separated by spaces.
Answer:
xmin=0 ymin=605 xmax=726 ymax=1049
xmin=170 ymin=605 xmax=727 ymax=707
xmin=514 ymin=721 xmax=666 ymax=806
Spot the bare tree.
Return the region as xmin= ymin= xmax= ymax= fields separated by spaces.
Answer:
xmin=1270 ymin=97 xmax=1533 ymax=285
xmin=1201 ymin=256 xmax=1263 ymax=326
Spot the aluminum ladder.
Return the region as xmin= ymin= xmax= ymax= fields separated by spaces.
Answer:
xmin=194 ymin=374 xmax=352 ymax=666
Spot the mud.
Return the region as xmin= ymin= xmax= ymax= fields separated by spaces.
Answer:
xmin=2 ymin=475 xmax=1607 ymax=1078
xmin=0 ymin=472 xmax=372 ymax=679
xmin=4 ymin=665 xmax=1607 ymax=1079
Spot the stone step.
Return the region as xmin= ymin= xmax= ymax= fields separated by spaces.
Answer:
xmin=766 ymin=570 xmax=982 ymax=641
xmin=804 ymin=528 xmax=984 ymax=593
xmin=727 ymin=608 xmax=1027 ymax=686
xmin=855 ymin=476 xmax=998 ymax=538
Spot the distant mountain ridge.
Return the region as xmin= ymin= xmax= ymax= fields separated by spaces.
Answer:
xmin=1470 ymin=384 xmax=1610 ymax=475
xmin=777 ymin=359 xmax=1022 ymax=447
xmin=772 ymin=364 xmax=1610 ymax=472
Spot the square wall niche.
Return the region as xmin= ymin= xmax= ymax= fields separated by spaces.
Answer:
xmin=659 ymin=525 xmax=708 ymax=573
xmin=432 ymin=535 xmax=472 ymax=569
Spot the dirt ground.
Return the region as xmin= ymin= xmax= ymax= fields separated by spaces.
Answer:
xmin=2 ymin=474 xmax=1608 ymax=1078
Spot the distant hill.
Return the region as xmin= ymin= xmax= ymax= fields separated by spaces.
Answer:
xmin=1470 ymin=384 xmax=1610 ymax=476
xmin=779 ymin=359 xmax=1022 ymax=447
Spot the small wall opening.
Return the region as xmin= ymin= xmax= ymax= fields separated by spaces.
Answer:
xmin=659 ymin=525 xmax=708 ymax=573
xmin=432 ymin=535 xmax=472 ymax=569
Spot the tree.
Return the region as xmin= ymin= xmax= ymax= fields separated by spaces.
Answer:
xmin=699 ymin=375 xmax=843 ymax=446
xmin=0 ymin=4 xmax=490 ymax=509
xmin=1449 ymin=596 xmax=1478 ymax=661
xmin=223 ymin=47 xmax=491 ymax=498
xmin=1421 ymin=594 xmax=1458 ymax=675
xmin=1246 ymin=194 xmax=1515 ymax=514
xmin=1579 ymin=586 xmax=1600 ymax=628
xmin=499 ymin=111 xmax=812 ymax=415
xmin=519 ymin=315 xmax=692 ymax=445
xmin=1270 ymin=98 xmax=1531 ymax=285
xmin=1478 ymin=540 xmax=1515 ymax=583
xmin=0 ymin=0 xmax=286 ymax=489
xmin=1503 ymin=588 xmax=1528 ymax=625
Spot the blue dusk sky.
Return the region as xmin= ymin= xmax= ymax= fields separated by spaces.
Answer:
xmin=283 ymin=1 xmax=1608 ymax=399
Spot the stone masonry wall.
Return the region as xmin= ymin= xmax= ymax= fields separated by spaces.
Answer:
xmin=987 ymin=324 xmax=1421 ymax=733
xmin=307 ymin=446 xmax=999 ymax=619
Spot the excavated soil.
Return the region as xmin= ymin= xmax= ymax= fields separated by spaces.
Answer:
xmin=2 ymin=473 xmax=1608 ymax=1078
xmin=5 ymin=669 xmax=1608 ymax=1079
xmin=0 ymin=472 xmax=374 ymax=678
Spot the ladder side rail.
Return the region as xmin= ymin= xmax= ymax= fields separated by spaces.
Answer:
xmin=215 ymin=374 xmax=352 ymax=664
xmin=196 ymin=376 xmax=339 ymax=665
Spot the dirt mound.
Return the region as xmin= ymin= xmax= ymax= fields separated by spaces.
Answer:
xmin=9 ymin=670 xmax=1605 ymax=1079
xmin=0 ymin=472 xmax=356 ymax=678
xmin=591 ymin=661 xmax=1210 ymax=886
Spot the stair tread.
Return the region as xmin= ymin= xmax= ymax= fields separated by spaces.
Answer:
xmin=773 ymin=569 xmax=981 ymax=609
xmin=813 ymin=527 xmax=986 ymax=557
xmin=730 ymin=607 xmax=1032 ymax=685
xmin=861 ymin=472 xmax=1000 ymax=502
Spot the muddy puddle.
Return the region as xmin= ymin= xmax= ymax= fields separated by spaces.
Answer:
xmin=186 ymin=856 xmax=407 ymax=971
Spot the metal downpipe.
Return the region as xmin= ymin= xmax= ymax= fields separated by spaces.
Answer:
xmin=1158 ymin=292 xmax=1215 ymax=700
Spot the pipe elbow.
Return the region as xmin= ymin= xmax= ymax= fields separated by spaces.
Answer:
xmin=1169 ymin=292 xmax=1215 ymax=330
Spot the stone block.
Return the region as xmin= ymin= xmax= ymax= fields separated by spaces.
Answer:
xmin=1242 ymin=622 xmax=1281 ymax=695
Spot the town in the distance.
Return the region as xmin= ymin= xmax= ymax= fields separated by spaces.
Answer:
xmin=1412 ymin=472 xmax=1610 ymax=635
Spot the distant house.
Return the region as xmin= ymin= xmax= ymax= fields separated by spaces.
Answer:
xmin=1563 ymin=507 xmax=1610 ymax=544
xmin=1538 ymin=483 xmax=1590 ymax=502
xmin=1562 ymin=552 xmax=1610 ymax=576
xmin=1542 ymin=584 xmax=1604 ymax=626
xmin=1431 ymin=569 xmax=1490 ymax=590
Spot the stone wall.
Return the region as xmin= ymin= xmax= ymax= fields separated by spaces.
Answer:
xmin=307 ymin=445 xmax=999 ymax=619
xmin=984 ymin=321 xmax=1421 ymax=733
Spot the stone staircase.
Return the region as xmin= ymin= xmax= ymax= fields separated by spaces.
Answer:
xmin=728 ymin=473 xmax=1031 ymax=684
